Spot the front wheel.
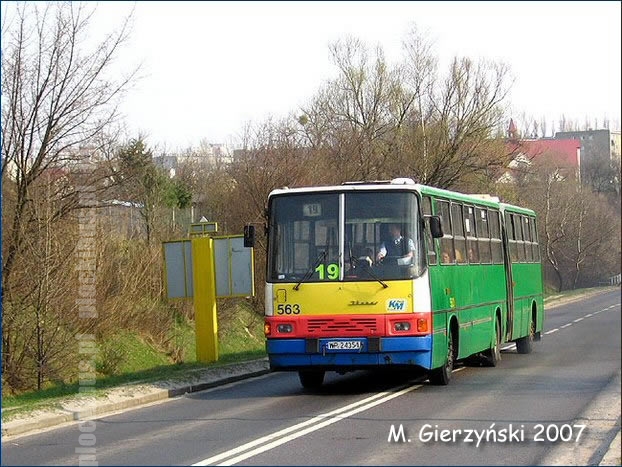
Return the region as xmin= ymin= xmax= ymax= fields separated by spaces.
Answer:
xmin=429 ymin=328 xmax=455 ymax=385
xmin=298 ymin=370 xmax=325 ymax=389
xmin=516 ymin=316 xmax=535 ymax=354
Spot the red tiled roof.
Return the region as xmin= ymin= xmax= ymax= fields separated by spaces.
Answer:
xmin=506 ymin=138 xmax=581 ymax=167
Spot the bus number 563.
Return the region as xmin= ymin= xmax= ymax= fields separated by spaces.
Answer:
xmin=277 ymin=304 xmax=301 ymax=315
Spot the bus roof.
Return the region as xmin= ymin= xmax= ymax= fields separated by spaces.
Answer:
xmin=268 ymin=179 xmax=535 ymax=216
xmin=268 ymin=182 xmax=535 ymax=215
xmin=499 ymin=203 xmax=537 ymax=216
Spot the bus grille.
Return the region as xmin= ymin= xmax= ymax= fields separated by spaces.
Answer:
xmin=306 ymin=317 xmax=379 ymax=336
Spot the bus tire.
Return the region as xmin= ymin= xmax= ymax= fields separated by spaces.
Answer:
xmin=298 ymin=370 xmax=325 ymax=389
xmin=483 ymin=316 xmax=501 ymax=367
xmin=516 ymin=315 xmax=535 ymax=354
xmin=429 ymin=328 xmax=455 ymax=385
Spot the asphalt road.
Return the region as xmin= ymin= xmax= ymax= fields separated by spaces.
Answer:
xmin=2 ymin=290 xmax=620 ymax=466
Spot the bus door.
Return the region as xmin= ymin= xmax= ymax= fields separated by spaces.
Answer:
xmin=499 ymin=210 xmax=515 ymax=342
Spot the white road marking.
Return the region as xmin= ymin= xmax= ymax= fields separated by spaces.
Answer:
xmin=218 ymin=386 xmax=421 ymax=466
xmin=194 ymin=368 xmax=467 ymax=466
xmin=194 ymin=301 xmax=621 ymax=465
xmin=544 ymin=302 xmax=619 ymax=337
xmin=193 ymin=385 xmax=421 ymax=466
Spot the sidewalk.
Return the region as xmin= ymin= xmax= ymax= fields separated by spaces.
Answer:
xmin=599 ymin=430 xmax=621 ymax=466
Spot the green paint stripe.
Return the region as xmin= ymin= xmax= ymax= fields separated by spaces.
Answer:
xmin=433 ymin=299 xmax=505 ymax=314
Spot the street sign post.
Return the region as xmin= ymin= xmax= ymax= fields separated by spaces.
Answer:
xmin=163 ymin=228 xmax=255 ymax=363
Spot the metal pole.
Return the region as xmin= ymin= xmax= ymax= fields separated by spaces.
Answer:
xmin=191 ymin=236 xmax=219 ymax=362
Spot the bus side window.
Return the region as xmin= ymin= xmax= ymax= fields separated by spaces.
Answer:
xmin=505 ymin=212 xmax=518 ymax=262
xmin=476 ymin=207 xmax=491 ymax=264
xmin=490 ymin=211 xmax=503 ymax=264
xmin=531 ymin=217 xmax=540 ymax=262
xmin=422 ymin=196 xmax=437 ymax=265
xmin=438 ymin=200 xmax=454 ymax=264
xmin=465 ymin=205 xmax=479 ymax=264
xmin=515 ymin=214 xmax=526 ymax=262
xmin=524 ymin=216 xmax=533 ymax=262
xmin=451 ymin=203 xmax=466 ymax=264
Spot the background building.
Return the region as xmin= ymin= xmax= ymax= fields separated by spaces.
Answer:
xmin=555 ymin=129 xmax=621 ymax=194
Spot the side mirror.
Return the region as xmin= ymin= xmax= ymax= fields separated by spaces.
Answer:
xmin=243 ymin=225 xmax=255 ymax=248
xmin=429 ymin=216 xmax=444 ymax=239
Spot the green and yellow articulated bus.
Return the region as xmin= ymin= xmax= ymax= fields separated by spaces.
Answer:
xmin=261 ymin=178 xmax=544 ymax=388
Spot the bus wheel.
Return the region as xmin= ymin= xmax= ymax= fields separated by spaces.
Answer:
xmin=516 ymin=316 xmax=535 ymax=354
xmin=483 ymin=318 xmax=501 ymax=367
xmin=298 ymin=370 xmax=325 ymax=389
xmin=429 ymin=328 xmax=455 ymax=385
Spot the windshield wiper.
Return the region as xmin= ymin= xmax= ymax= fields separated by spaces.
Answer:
xmin=293 ymin=251 xmax=327 ymax=291
xmin=351 ymin=256 xmax=388 ymax=289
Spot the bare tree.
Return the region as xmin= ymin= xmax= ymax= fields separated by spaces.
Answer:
xmin=227 ymin=118 xmax=316 ymax=314
xmin=298 ymin=30 xmax=512 ymax=189
xmin=518 ymin=158 xmax=620 ymax=291
xmin=299 ymin=37 xmax=413 ymax=182
xmin=2 ymin=2 xmax=136 ymax=290
xmin=2 ymin=2 xmax=136 ymax=390
xmin=396 ymin=53 xmax=512 ymax=188
xmin=400 ymin=25 xmax=437 ymax=181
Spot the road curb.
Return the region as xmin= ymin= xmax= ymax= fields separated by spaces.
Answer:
xmin=2 ymin=361 xmax=271 ymax=439
xmin=167 ymin=368 xmax=271 ymax=398
xmin=1 ymin=412 xmax=75 ymax=438
xmin=70 ymin=390 xmax=171 ymax=420
xmin=545 ymin=287 xmax=618 ymax=309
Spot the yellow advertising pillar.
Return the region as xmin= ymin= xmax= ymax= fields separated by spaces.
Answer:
xmin=191 ymin=236 xmax=219 ymax=362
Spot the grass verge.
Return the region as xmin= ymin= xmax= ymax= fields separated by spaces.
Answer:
xmin=1 ymin=305 xmax=266 ymax=422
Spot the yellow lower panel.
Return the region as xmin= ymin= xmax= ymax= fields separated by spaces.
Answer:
xmin=271 ymin=281 xmax=414 ymax=316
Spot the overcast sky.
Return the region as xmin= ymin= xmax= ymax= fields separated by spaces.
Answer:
xmin=6 ymin=1 xmax=622 ymax=149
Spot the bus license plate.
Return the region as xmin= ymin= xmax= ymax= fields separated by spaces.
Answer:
xmin=326 ymin=340 xmax=362 ymax=351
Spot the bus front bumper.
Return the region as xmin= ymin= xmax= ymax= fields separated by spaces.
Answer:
xmin=266 ymin=336 xmax=433 ymax=371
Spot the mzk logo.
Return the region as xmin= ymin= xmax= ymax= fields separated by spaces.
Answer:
xmin=387 ymin=299 xmax=407 ymax=312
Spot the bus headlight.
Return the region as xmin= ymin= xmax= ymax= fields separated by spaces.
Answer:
xmin=276 ymin=323 xmax=293 ymax=333
xmin=394 ymin=322 xmax=411 ymax=332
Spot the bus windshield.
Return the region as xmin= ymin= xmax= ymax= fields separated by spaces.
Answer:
xmin=267 ymin=191 xmax=424 ymax=282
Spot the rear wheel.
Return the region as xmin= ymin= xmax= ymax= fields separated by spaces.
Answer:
xmin=516 ymin=316 xmax=535 ymax=354
xmin=429 ymin=328 xmax=455 ymax=385
xmin=298 ymin=370 xmax=325 ymax=389
xmin=483 ymin=317 xmax=502 ymax=367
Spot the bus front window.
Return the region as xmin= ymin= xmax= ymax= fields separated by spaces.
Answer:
xmin=267 ymin=191 xmax=424 ymax=283
xmin=267 ymin=194 xmax=340 ymax=282
xmin=345 ymin=191 xmax=423 ymax=281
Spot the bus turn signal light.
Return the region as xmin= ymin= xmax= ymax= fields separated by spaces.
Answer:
xmin=264 ymin=323 xmax=271 ymax=336
xmin=416 ymin=318 xmax=428 ymax=333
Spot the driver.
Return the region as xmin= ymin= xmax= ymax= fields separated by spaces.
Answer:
xmin=376 ymin=223 xmax=415 ymax=265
